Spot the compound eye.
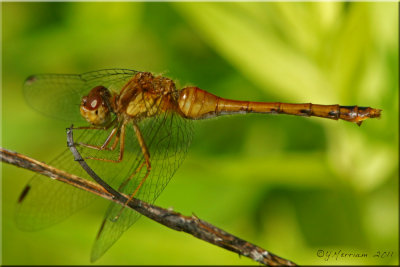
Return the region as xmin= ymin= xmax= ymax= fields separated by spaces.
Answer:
xmin=86 ymin=94 xmax=101 ymax=110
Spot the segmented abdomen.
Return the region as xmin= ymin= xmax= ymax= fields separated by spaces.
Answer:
xmin=178 ymin=87 xmax=381 ymax=125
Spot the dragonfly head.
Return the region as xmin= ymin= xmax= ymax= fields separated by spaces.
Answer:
xmin=80 ymin=86 xmax=112 ymax=126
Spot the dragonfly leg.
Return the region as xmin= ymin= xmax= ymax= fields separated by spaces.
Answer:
xmin=74 ymin=118 xmax=120 ymax=151
xmin=73 ymin=117 xmax=117 ymax=131
xmin=73 ymin=125 xmax=105 ymax=130
xmin=117 ymin=161 xmax=145 ymax=191
xmin=85 ymin=123 xmax=127 ymax=163
xmin=78 ymin=126 xmax=120 ymax=151
xmin=113 ymin=123 xmax=151 ymax=221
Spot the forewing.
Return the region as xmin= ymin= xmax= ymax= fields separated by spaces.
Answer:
xmin=15 ymin=141 xmax=96 ymax=230
xmin=80 ymin=110 xmax=194 ymax=262
xmin=16 ymin=69 xmax=140 ymax=230
xmin=23 ymin=69 xmax=138 ymax=122
xmin=20 ymin=69 xmax=193 ymax=261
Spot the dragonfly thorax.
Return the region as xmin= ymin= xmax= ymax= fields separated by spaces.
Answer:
xmin=80 ymin=85 xmax=113 ymax=126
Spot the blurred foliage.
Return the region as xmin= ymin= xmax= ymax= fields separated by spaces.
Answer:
xmin=2 ymin=2 xmax=398 ymax=265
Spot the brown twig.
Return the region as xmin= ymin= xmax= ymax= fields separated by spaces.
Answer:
xmin=1 ymin=147 xmax=297 ymax=266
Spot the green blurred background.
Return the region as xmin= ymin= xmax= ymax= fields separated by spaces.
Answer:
xmin=2 ymin=2 xmax=398 ymax=265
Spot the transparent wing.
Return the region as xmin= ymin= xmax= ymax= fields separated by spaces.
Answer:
xmin=23 ymin=69 xmax=138 ymax=122
xmin=72 ymin=109 xmax=193 ymax=261
xmin=16 ymin=69 xmax=139 ymax=230
xmin=19 ymin=69 xmax=194 ymax=262
xmin=15 ymin=131 xmax=100 ymax=230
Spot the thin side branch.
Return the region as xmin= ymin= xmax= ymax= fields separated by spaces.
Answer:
xmin=1 ymin=147 xmax=296 ymax=266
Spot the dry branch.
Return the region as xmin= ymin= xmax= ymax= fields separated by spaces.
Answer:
xmin=1 ymin=146 xmax=296 ymax=266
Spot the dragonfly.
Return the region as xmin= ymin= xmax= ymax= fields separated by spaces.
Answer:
xmin=16 ymin=69 xmax=381 ymax=262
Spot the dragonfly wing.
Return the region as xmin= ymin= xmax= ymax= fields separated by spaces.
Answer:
xmin=23 ymin=69 xmax=138 ymax=122
xmin=15 ymin=148 xmax=97 ymax=231
xmin=15 ymin=126 xmax=126 ymax=231
xmin=19 ymin=69 xmax=193 ymax=261
xmin=85 ymin=110 xmax=194 ymax=262
xmin=18 ymin=69 xmax=140 ymax=230
xmin=91 ymin=201 xmax=142 ymax=262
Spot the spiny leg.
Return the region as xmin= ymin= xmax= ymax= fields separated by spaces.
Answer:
xmin=118 ymin=161 xmax=145 ymax=191
xmin=72 ymin=117 xmax=117 ymax=131
xmin=113 ymin=123 xmax=151 ymax=221
xmin=86 ymin=123 xmax=127 ymax=163
xmin=78 ymin=126 xmax=120 ymax=151
xmin=73 ymin=118 xmax=120 ymax=151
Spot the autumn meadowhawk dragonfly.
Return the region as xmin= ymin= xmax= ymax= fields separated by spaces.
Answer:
xmin=16 ymin=69 xmax=381 ymax=262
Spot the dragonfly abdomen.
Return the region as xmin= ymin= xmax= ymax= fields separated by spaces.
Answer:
xmin=271 ymin=103 xmax=381 ymax=125
xmin=178 ymin=87 xmax=381 ymax=125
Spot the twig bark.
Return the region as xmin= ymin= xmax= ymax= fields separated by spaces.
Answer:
xmin=1 ymin=147 xmax=297 ymax=266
